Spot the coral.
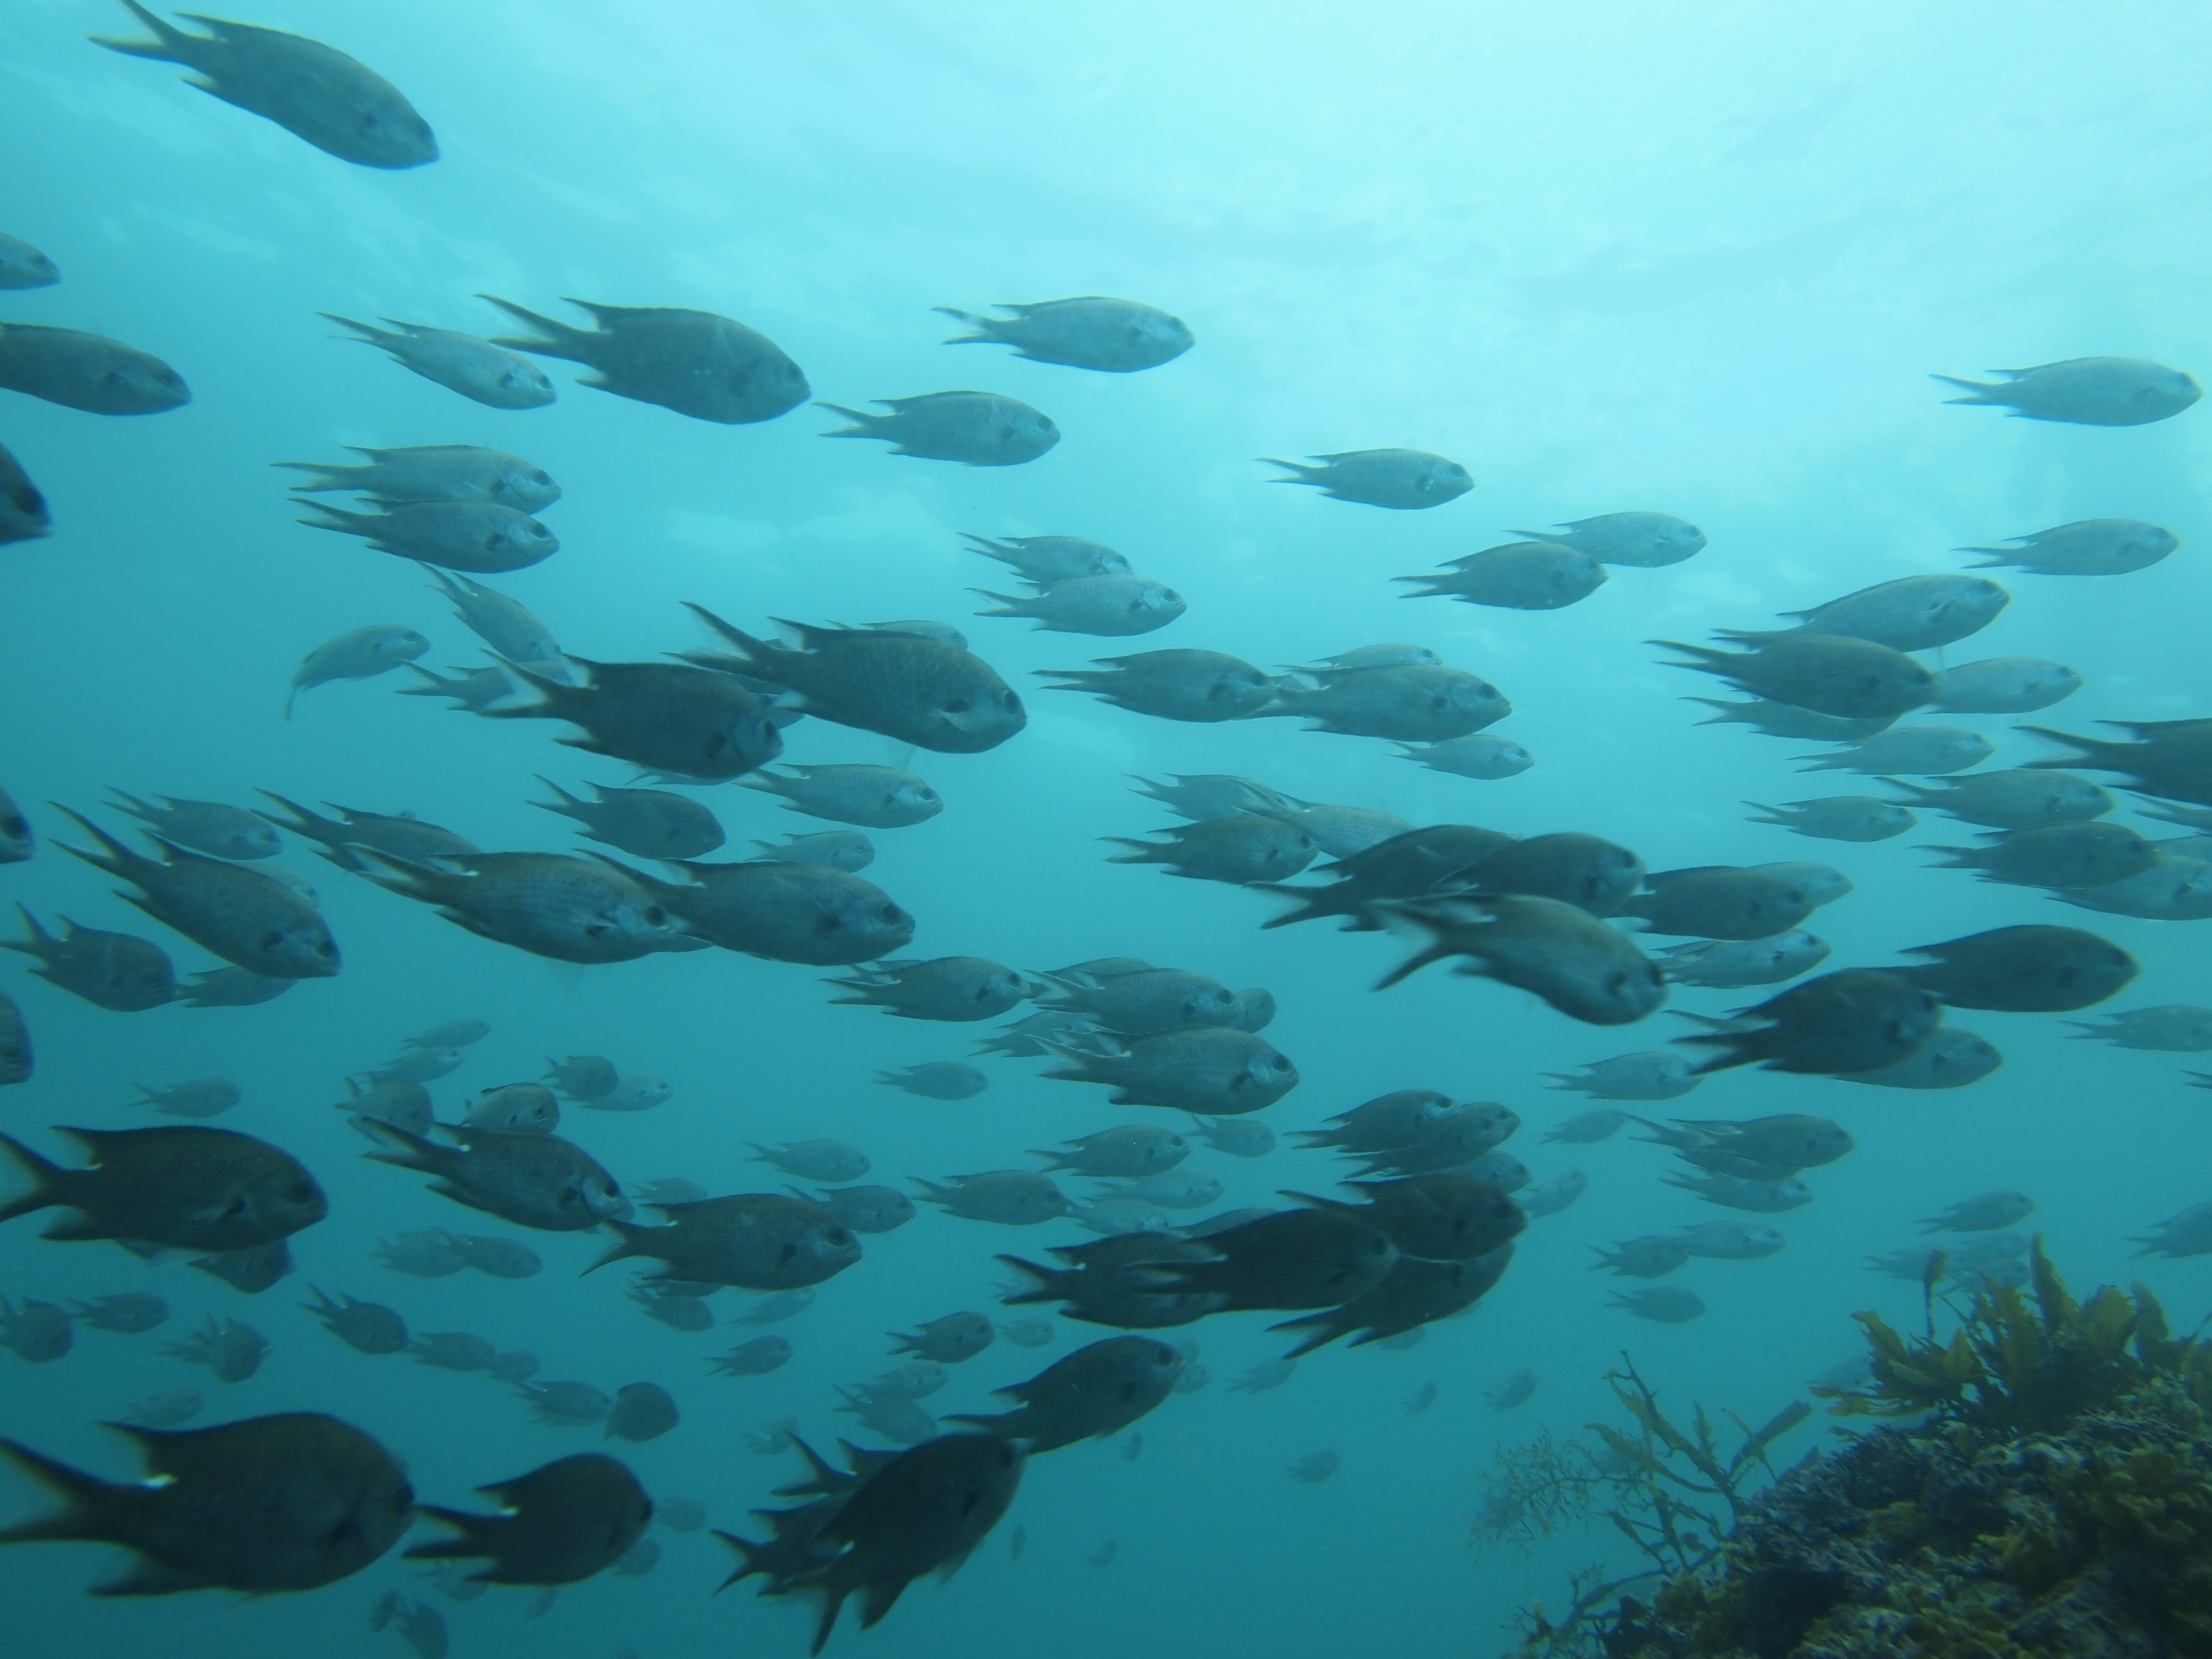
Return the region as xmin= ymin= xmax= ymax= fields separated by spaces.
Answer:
xmin=1501 ymin=1242 xmax=2212 ymax=1659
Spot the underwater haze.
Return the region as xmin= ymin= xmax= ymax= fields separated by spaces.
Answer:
xmin=4 ymin=2 xmax=2212 ymax=1656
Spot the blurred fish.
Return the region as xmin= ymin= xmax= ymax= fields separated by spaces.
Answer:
xmin=1517 ymin=1170 xmax=1586 ymax=1218
xmin=2132 ymin=1204 xmax=2212 ymax=1259
xmin=360 ymin=1121 xmax=624 ymax=1232
xmin=2067 ymin=1005 xmax=2212 ymax=1051
xmin=830 ymin=956 xmax=1030 ymax=1022
xmin=998 ymin=1318 xmax=1054 ymax=1348
xmin=963 ymin=532 xmax=1131 ymax=582
xmin=1399 ymin=735 xmax=1533 ymax=780
xmin=1541 ymin=1108 xmax=1628 ymax=1143
xmin=1933 ymin=357 xmax=2200 ymax=425
xmin=1678 ymin=1221 xmax=1786 ymax=1260
xmin=363 ymin=849 xmax=690 ymax=964
xmin=1797 ymin=725 xmax=1992 ymax=776
xmin=951 ymin=1336 xmax=1182 ymax=1452
xmin=277 ymin=445 xmax=558 ymax=511
xmin=1262 ymin=448 xmax=1471 ymax=509
xmin=1677 ymin=970 xmax=1939 ymax=1075
xmin=515 ymin=1380 xmax=611 ymax=1425
xmin=1657 ymin=932 xmax=1830 ymax=989
xmin=914 ymin=1171 xmax=1071 ymax=1226
xmin=937 ymin=296 xmax=1192 ymax=371
xmin=0 ymin=322 xmax=189 ymax=414
xmin=443 ymin=1233 xmax=543 ymax=1279
xmin=592 ymin=1194 xmax=861 ymax=1291
xmin=750 ymin=830 xmax=874 ymax=871
xmin=1544 ymin=1053 xmax=1698 ymax=1101
xmin=1592 ymin=1235 xmax=1689 ymax=1278
xmin=1890 ymin=770 xmax=2111 ymax=830
xmin=751 ymin=1141 xmax=870 ymax=1183
xmin=1746 ymin=796 xmax=1914 ymax=843
xmin=1378 ymin=894 xmax=1666 ymax=1025
xmin=0 ymin=788 xmax=29 ymax=864
xmin=489 ymin=658 xmax=782 ymax=782
xmin=1920 ymin=1192 xmax=2035 ymax=1233
xmin=1043 ymin=1026 xmax=1298 ymax=1114
xmin=811 ymin=1186 xmax=915 ymax=1235
xmin=163 ymin=1315 xmax=266 ymax=1382
xmin=106 ymin=792 xmax=279 ymax=860
xmin=543 ymin=1056 xmax=617 ymax=1101
xmin=1620 ymin=866 xmax=1814 ymax=940
xmin=1661 ymin=1172 xmax=1813 ymax=1212
xmin=130 ymin=1077 xmax=240 ymax=1118
xmin=1039 ymin=964 xmax=1235 ymax=1036
xmin=1485 ymin=1367 xmax=1537 ymax=1410
xmin=1267 ymin=662 xmax=1511 ymax=741
xmin=1296 ymin=1090 xmax=1459 ymax=1154
xmin=1896 ymin=925 xmax=2136 ymax=1012
xmin=398 ymin=663 xmax=514 ymax=711
xmin=1038 ymin=649 xmax=1277 ymax=723
xmin=1838 ymin=1026 xmax=2004 ymax=1089
xmin=1691 ymin=698 xmax=1897 ymax=742
xmin=0 ymin=1297 xmax=70 ymax=1362
xmin=1107 ymin=815 xmax=1318 ymax=884
xmin=1720 ymin=575 xmax=2008 ymax=653
xmin=1610 ymin=1287 xmax=1706 ymax=1323
xmin=336 ymin=1076 xmax=431 ymax=1136
xmin=371 ymin=1048 xmax=461 ymax=1085
xmin=459 ymin=1085 xmax=559 ymax=1135
xmin=731 ymin=1291 xmax=814 ymax=1326
xmin=585 ymin=1075 xmax=671 ymax=1113
xmin=411 ymin=1331 xmax=497 ymax=1372
xmin=124 ymin=1387 xmax=203 ymax=1427
xmin=375 ymin=1231 xmax=463 ymax=1277
xmin=1925 ymin=822 xmax=2157 ymax=889
xmin=191 ymin=1237 xmax=294 ymax=1293
xmin=1404 ymin=1381 xmax=1439 ymax=1415
xmin=67 ymin=1292 xmax=166 ymax=1333
xmin=368 ymin=1591 xmax=448 ymax=1659
xmin=819 ymin=391 xmax=1058 ymax=465
xmin=1187 ymin=1115 xmax=1276 ymax=1158
xmin=631 ymin=1285 xmax=713 ymax=1331
xmin=889 ymin=1312 xmax=994 ymax=1364
xmin=606 ymin=1383 xmax=679 ymax=1443
xmin=1399 ymin=541 xmax=1606 ymax=610
xmin=1032 ymin=1125 xmax=1189 ymax=1179
xmin=303 ymin=1287 xmax=407 ymax=1354
xmin=1514 ymin=512 xmax=1706 ymax=567
xmin=876 ymin=1063 xmax=989 ymax=1100
xmin=975 ymin=574 xmax=1185 ymax=636
xmin=1100 ymin=1169 xmax=1223 ymax=1210
xmin=741 ymin=764 xmax=941 ymax=828
xmin=1653 ymin=636 xmax=1933 ymax=720
xmin=1929 ymin=657 xmax=2083 ymax=713
xmin=177 ymin=966 xmax=292 ymax=1008
xmin=1961 ymin=518 xmax=2177 ymax=577
xmin=0 ymin=234 xmax=58 ymax=290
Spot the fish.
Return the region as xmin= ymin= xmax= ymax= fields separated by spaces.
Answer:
xmin=1261 ymin=826 xmax=1519 ymax=932
xmin=1610 ymin=1286 xmax=1706 ymax=1323
xmin=409 ymin=1454 xmax=652 ymax=1584
xmin=888 ymin=1312 xmax=995 ymax=1364
xmin=876 ymin=1063 xmax=989 ymax=1101
xmin=749 ymin=1141 xmax=872 ymax=1183
xmin=91 ymin=1 xmax=435 ymax=166
xmin=1398 ymin=734 xmax=1535 ymax=780
xmin=1924 ymin=821 xmax=2158 ymax=889
xmin=1105 ymin=816 xmax=1318 ymax=884
xmin=360 ymin=850 xmax=690 ymax=964
xmin=962 ymin=532 xmax=1131 ymax=582
xmin=320 ymin=313 xmax=552 ymax=407
xmin=1031 ymin=1125 xmax=1190 ymax=1179
xmin=710 ymin=1336 xmax=794 ymax=1378
xmin=302 ymin=1287 xmax=407 ymax=1354
xmin=0 ymin=1412 xmax=413 ymax=1591
xmin=532 ymin=778 xmax=725 ymax=861
xmin=1651 ymin=635 xmax=1934 ymax=720
xmin=1719 ymin=574 xmax=2009 ymax=653
xmin=751 ymin=830 xmax=876 ymax=871
xmin=935 ymin=296 xmax=1193 ymax=371
xmin=1896 ymin=925 xmax=2137 ymax=1012
xmin=1676 ymin=969 xmax=1940 ymax=1076
xmin=1958 ymin=519 xmax=2179 ymax=577
xmin=0 ymin=234 xmax=59 ymax=290
xmin=4 ymin=909 xmax=176 ymax=1010
xmin=591 ymin=1193 xmax=862 ymax=1290
xmin=1837 ymin=1027 xmax=2004 ymax=1090
xmin=683 ymin=606 xmax=1025 ymax=754
xmin=950 ymin=1336 xmax=1183 ymax=1451
xmin=359 ymin=1121 xmax=625 ymax=1232
xmin=1261 ymin=448 xmax=1472 ymax=509
xmin=0 ymin=445 xmax=43 ymax=543
xmin=1745 ymin=796 xmax=1915 ymax=843
xmin=819 ymin=391 xmax=1059 ymax=465
xmin=1042 ymin=1026 xmax=1299 ymax=1115
xmin=740 ymin=764 xmax=941 ymax=828
xmin=488 ymin=658 xmax=782 ymax=781
xmin=1657 ymin=932 xmax=1831 ymax=989
xmin=0 ymin=1124 xmax=326 ymax=1251
xmin=1265 ymin=662 xmax=1512 ymax=741
xmin=128 ymin=1078 xmax=240 ymax=1119
xmin=1932 ymin=357 xmax=2201 ymax=425
xmin=161 ymin=1315 xmax=267 ymax=1382
xmin=0 ymin=323 xmax=190 ymax=414
xmin=294 ymin=499 xmax=557 ymax=574
xmin=397 ymin=664 xmax=515 ymax=711
xmin=1037 ymin=649 xmax=1278 ymax=723
xmin=1928 ymin=658 xmax=2083 ymax=713
xmin=2067 ymin=1006 xmax=2212 ymax=1052
xmin=1620 ymin=866 xmax=1814 ymax=940
xmin=605 ymin=1383 xmax=679 ymax=1443
xmin=1513 ymin=512 xmax=1706 ymax=567
xmin=912 ymin=1170 xmax=1072 ymax=1226
xmin=275 ymin=445 xmax=560 ymax=510
xmin=1378 ymin=894 xmax=1667 ymax=1025
xmin=1274 ymin=1248 xmax=1513 ymax=1355
xmin=1796 ymin=724 xmax=1993 ymax=776
xmin=67 ymin=1293 xmax=167 ymax=1333
xmin=481 ymin=296 xmax=809 ymax=424
xmin=0 ymin=1297 xmax=72 ymax=1363
xmin=1545 ymin=1052 xmax=1700 ymax=1102
xmin=974 ymin=574 xmax=1186 ymax=636
xmin=287 ymin=625 xmax=429 ymax=718
xmin=1398 ymin=541 xmax=1607 ymax=610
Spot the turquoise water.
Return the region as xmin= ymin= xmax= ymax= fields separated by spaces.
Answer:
xmin=3 ymin=3 xmax=2210 ymax=1655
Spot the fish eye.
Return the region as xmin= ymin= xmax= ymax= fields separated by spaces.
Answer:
xmin=645 ymin=906 xmax=667 ymax=926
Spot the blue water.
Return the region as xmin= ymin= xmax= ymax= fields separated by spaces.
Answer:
xmin=4 ymin=3 xmax=2211 ymax=1656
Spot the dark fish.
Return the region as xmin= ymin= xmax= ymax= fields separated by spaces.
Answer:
xmin=1264 ymin=662 xmax=1511 ymax=742
xmin=359 ymin=850 xmax=689 ymax=964
xmin=1043 ymin=1027 xmax=1298 ymax=1115
xmin=190 ymin=1238 xmax=293 ymax=1294
xmin=5 ymin=908 xmax=176 ymax=1011
xmin=162 ymin=1314 xmax=267 ymax=1381
xmin=105 ymin=792 xmax=279 ymax=860
xmin=1717 ymin=575 xmax=2008 ymax=653
xmin=176 ymin=967 xmax=292 ymax=1008
xmin=1398 ymin=541 xmax=1606 ymax=610
xmin=1676 ymin=969 xmax=1942 ymax=1075
xmin=66 ymin=1293 xmax=167 ymax=1333
xmin=0 ymin=323 xmax=188 ymax=415
xmin=1620 ymin=865 xmax=1815 ymax=939
xmin=1337 ymin=1103 xmax=1521 ymax=1178
xmin=1274 ymin=1246 xmax=1514 ymax=1357
xmin=1932 ymin=357 xmax=2200 ymax=425
xmin=1895 ymin=925 xmax=2137 ymax=1012
xmin=1744 ymin=796 xmax=1915 ymax=843
xmin=0 ymin=989 xmax=30 ymax=1083
xmin=1468 ymin=832 xmax=1645 ymax=916
xmin=1261 ymin=449 xmax=1472 ymax=510
xmin=935 ymin=297 xmax=1192 ymax=372
xmin=1294 ymin=1173 xmax=1526 ymax=1261
xmin=481 ymin=296 xmax=808 ymax=425
xmin=0 ymin=1124 xmax=325 ymax=1251
xmin=684 ymin=606 xmax=1024 ymax=753
xmin=0 ymin=442 xmax=50 ymax=543
xmin=90 ymin=1 xmax=435 ymax=166
xmin=888 ymin=1312 xmax=994 ymax=1365
xmin=1105 ymin=816 xmax=1317 ymax=885
xmin=359 ymin=1122 xmax=624 ymax=1232
xmin=53 ymin=808 xmax=338 ymax=980
xmin=949 ymin=1336 xmax=1183 ymax=1452
xmin=1958 ymin=519 xmax=2178 ymax=577
xmin=544 ymin=1056 xmax=618 ymax=1101
xmin=0 ymin=1412 xmax=412 ymax=1592
xmin=619 ymin=857 xmax=913 ymax=966
xmin=2021 ymin=719 xmax=2212 ymax=810
xmin=0 ymin=1297 xmax=71 ymax=1363
xmin=1690 ymin=698 xmax=1897 ymax=742
xmin=488 ymin=659 xmax=781 ymax=781
xmin=409 ymin=1454 xmax=651 ymax=1584
xmin=1378 ymin=894 xmax=1668 ymax=1026
xmin=302 ymin=1287 xmax=407 ymax=1355
xmin=827 ymin=957 xmax=1031 ymax=1022
xmin=398 ymin=663 xmax=514 ymax=711
xmin=819 ymin=391 xmax=1058 ymax=466
xmin=812 ymin=1186 xmax=916 ymax=1234
xmin=1260 ymin=825 xmax=1519 ymax=931
xmin=1141 ymin=1209 xmax=1400 ymax=1312
xmin=875 ymin=1063 xmax=988 ymax=1101
xmin=1293 ymin=1090 xmax=1458 ymax=1154
xmin=591 ymin=1194 xmax=861 ymax=1291
xmin=997 ymin=1233 xmax=1222 ymax=1329
xmin=0 ymin=235 xmax=59 ymax=290
xmin=533 ymin=774 xmax=731 ymax=861
xmin=605 ymin=1383 xmax=679 ymax=1443
xmin=1037 ymin=648 xmax=1277 ymax=723
xmin=1652 ymin=635 xmax=1934 ymax=720
xmin=1924 ymin=822 xmax=2158 ymax=889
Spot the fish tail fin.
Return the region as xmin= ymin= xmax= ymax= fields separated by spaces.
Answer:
xmin=808 ymin=1581 xmax=855 ymax=1655
xmin=582 ymin=1221 xmax=646 ymax=1276
xmin=472 ymin=655 xmax=569 ymax=721
xmin=813 ymin=402 xmax=879 ymax=437
xmin=269 ymin=460 xmax=349 ymax=492
xmin=87 ymin=0 xmax=187 ymax=61
xmin=969 ymin=588 xmax=1032 ymax=618
xmin=476 ymin=295 xmax=589 ymax=361
xmin=47 ymin=805 xmax=148 ymax=883
xmin=1930 ymin=373 xmax=2002 ymax=404
xmin=1099 ymin=838 xmax=1161 ymax=865
xmin=530 ymin=775 xmax=585 ymax=817
xmin=992 ymin=1255 xmax=1064 ymax=1304
xmin=292 ymin=499 xmax=373 ymax=535
xmin=932 ymin=306 xmax=997 ymax=345
xmin=1259 ymin=457 xmax=1317 ymax=481
xmin=402 ymin=1508 xmax=497 ymax=1564
xmin=317 ymin=313 xmax=397 ymax=347
xmin=0 ymin=1438 xmax=116 ymax=1544
xmin=0 ymin=1131 xmax=61 ymax=1225
xmin=680 ymin=601 xmax=765 ymax=664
